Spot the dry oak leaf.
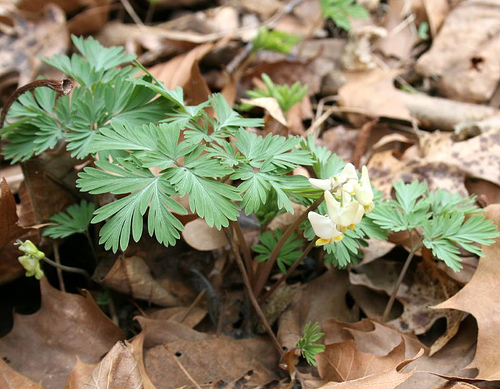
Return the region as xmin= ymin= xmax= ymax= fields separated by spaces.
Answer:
xmin=240 ymin=97 xmax=288 ymax=126
xmin=433 ymin=204 xmax=500 ymax=380
xmin=318 ymin=349 xmax=423 ymax=389
xmin=0 ymin=278 xmax=124 ymax=389
xmin=182 ymin=218 xmax=228 ymax=251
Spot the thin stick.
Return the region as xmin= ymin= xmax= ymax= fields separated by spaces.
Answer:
xmin=223 ymin=228 xmax=285 ymax=357
xmin=164 ymin=344 xmax=202 ymax=389
xmin=382 ymin=232 xmax=422 ymax=322
xmin=179 ymin=290 xmax=206 ymax=324
xmin=119 ymin=0 xmax=145 ymax=27
xmin=52 ymin=240 xmax=66 ymax=292
xmin=253 ymin=195 xmax=324 ymax=298
xmin=42 ymin=256 xmax=91 ymax=280
xmin=1 ymin=78 xmax=73 ymax=127
xmin=230 ymin=220 xmax=255 ymax=285
xmin=259 ymin=239 xmax=315 ymax=305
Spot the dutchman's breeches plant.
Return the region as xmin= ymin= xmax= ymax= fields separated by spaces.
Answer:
xmin=3 ymin=36 xmax=499 ymax=366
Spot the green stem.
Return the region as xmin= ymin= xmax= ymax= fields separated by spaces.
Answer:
xmin=382 ymin=231 xmax=423 ymax=322
xmin=230 ymin=220 xmax=255 ymax=285
xmin=52 ymin=240 xmax=66 ymax=292
xmin=253 ymin=195 xmax=324 ymax=298
xmin=42 ymin=256 xmax=91 ymax=280
xmin=259 ymin=239 xmax=315 ymax=305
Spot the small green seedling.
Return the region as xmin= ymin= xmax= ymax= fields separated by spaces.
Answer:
xmin=296 ymin=322 xmax=325 ymax=366
xmin=320 ymin=0 xmax=369 ymax=31
xmin=252 ymin=27 xmax=302 ymax=54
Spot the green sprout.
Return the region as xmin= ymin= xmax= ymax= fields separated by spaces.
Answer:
xmin=296 ymin=322 xmax=325 ymax=366
xmin=320 ymin=0 xmax=369 ymax=31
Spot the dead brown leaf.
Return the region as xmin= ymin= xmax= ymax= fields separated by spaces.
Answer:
xmin=94 ymin=256 xmax=180 ymax=307
xmin=278 ymin=269 xmax=358 ymax=352
xmin=422 ymin=0 xmax=449 ymax=37
xmin=241 ymin=97 xmax=288 ymax=126
xmin=416 ymin=1 xmax=500 ymax=103
xmin=182 ymin=218 xmax=228 ymax=251
xmin=0 ymin=4 xmax=69 ymax=86
xmin=148 ymin=306 xmax=207 ymax=328
xmin=0 ymin=177 xmax=37 ymax=284
xmin=318 ymin=349 xmax=423 ymax=389
xmin=433 ymin=204 xmax=500 ymax=380
xmin=0 ymin=278 xmax=124 ymax=388
xmin=136 ymin=317 xmax=278 ymax=387
xmin=0 ymin=359 xmax=42 ymax=389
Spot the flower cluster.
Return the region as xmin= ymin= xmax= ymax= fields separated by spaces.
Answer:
xmin=308 ymin=164 xmax=374 ymax=246
xmin=16 ymin=240 xmax=45 ymax=279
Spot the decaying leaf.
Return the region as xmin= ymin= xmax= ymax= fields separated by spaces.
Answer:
xmin=0 ymin=278 xmax=124 ymax=388
xmin=318 ymin=349 xmax=423 ymax=389
xmin=0 ymin=177 xmax=36 ymax=284
xmin=94 ymin=256 xmax=180 ymax=307
xmin=433 ymin=204 xmax=500 ymax=380
xmin=241 ymin=97 xmax=288 ymax=126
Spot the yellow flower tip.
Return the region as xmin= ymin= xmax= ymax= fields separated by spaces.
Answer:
xmin=315 ymin=238 xmax=331 ymax=246
xmin=334 ymin=235 xmax=344 ymax=242
xmin=349 ymin=224 xmax=356 ymax=230
xmin=340 ymin=226 xmax=348 ymax=233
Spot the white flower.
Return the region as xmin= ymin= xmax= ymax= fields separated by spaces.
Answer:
xmin=308 ymin=211 xmax=344 ymax=246
xmin=324 ymin=191 xmax=364 ymax=232
xmin=354 ymin=166 xmax=374 ymax=213
xmin=308 ymin=163 xmax=358 ymax=193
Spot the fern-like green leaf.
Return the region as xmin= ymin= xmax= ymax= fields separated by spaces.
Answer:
xmin=43 ymin=200 xmax=95 ymax=239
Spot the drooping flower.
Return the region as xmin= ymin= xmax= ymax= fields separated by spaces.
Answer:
xmin=308 ymin=211 xmax=344 ymax=246
xmin=324 ymin=191 xmax=364 ymax=232
xmin=16 ymin=240 xmax=45 ymax=279
xmin=354 ymin=166 xmax=374 ymax=213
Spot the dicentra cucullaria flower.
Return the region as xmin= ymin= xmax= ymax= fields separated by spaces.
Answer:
xmin=308 ymin=164 xmax=374 ymax=246
xmin=16 ymin=240 xmax=45 ymax=279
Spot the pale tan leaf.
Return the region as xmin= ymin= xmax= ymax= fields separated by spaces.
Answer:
xmin=182 ymin=218 xmax=228 ymax=251
xmin=0 ymin=359 xmax=42 ymax=389
xmin=241 ymin=97 xmax=288 ymax=126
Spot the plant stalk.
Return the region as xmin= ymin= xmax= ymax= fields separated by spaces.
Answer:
xmin=253 ymin=195 xmax=324 ymax=298
xmin=223 ymin=228 xmax=284 ymax=357
xmin=259 ymin=239 xmax=315 ymax=305
xmin=230 ymin=220 xmax=255 ymax=285
xmin=42 ymin=256 xmax=91 ymax=280
xmin=382 ymin=232 xmax=423 ymax=322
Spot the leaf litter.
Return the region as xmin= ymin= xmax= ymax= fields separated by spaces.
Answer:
xmin=1 ymin=0 xmax=500 ymax=388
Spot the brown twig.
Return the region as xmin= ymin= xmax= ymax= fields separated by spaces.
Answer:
xmin=230 ymin=220 xmax=255 ymax=285
xmin=259 ymin=239 xmax=315 ymax=305
xmin=223 ymin=228 xmax=285 ymax=357
xmin=253 ymin=195 xmax=324 ymax=298
xmin=1 ymin=78 xmax=73 ymax=127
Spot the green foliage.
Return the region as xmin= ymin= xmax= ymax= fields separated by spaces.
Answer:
xmin=369 ymin=181 xmax=499 ymax=271
xmin=418 ymin=22 xmax=429 ymax=40
xmin=1 ymin=35 xmax=319 ymax=253
xmin=252 ymin=27 xmax=302 ymax=54
xmin=2 ymin=36 xmax=169 ymax=162
xmin=43 ymin=200 xmax=95 ymax=239
xmin=320 ymin=0 xmax=369 ymax=31
xmin=252 ymin=231 xmax=303 ymax=273
xmin=296 ymin=322 xmax=325 ymax=366
xmin=245 ymin=74 xmax=308 ymax=113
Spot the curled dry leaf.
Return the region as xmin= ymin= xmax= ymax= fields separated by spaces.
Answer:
xmin=318 ymin=349 xmax=424 ymax=389
xmin=182 ymin=218 xmax=228 ymax=251
xmin=433 ymin=204 xmax=500 ymax=380
xmin=94 ymin=256 xmax=180 ymax=307
xmin=416 ymin=1 xmax=500 ymax=103
xmin=0 ymin=278 xmax=124 ymax=388
xmin=241 ymin=97 xmax=288 ymax=126
xmin=148 ymin=306 xmax=207 ymax=328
